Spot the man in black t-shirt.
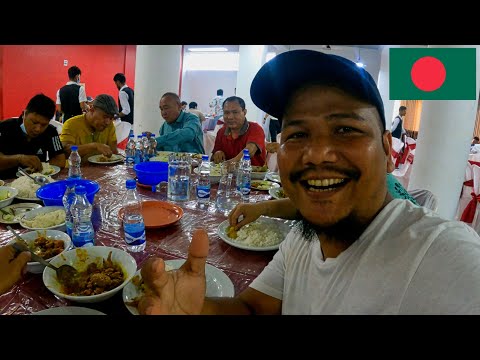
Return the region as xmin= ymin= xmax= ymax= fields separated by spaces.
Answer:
xmin=0 ymin=94 xmax=66 ymax=180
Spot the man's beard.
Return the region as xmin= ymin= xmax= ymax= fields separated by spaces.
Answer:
xmin=295 ymin=212 xmax=369 ymax=247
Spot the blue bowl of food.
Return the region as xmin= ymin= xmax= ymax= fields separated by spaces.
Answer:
xmin=36 ymin=179 xmax=100 ymax=206
xmin=134 ymin=161 xmax=168 ymax=186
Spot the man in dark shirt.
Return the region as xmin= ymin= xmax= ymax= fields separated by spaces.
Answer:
xmin=56 ymin=66 xmax=88 ymax=123
xmin=113 ymin=73 xmax=134 ymax=125
xmin=0 ymin=94 xmax=66 ymax=180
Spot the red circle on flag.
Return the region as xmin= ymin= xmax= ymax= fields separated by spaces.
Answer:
xmin=410 ymin=56 xmax=446 ymax=92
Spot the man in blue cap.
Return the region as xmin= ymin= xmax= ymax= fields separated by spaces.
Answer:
xmin=137 ymin=49 xmax=480 ymax=315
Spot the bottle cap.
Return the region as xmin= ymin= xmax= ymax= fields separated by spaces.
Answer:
xmin=71 ymin=145 xmax=78 ymax=151
xmin=126 ymin=179 xmax=137 ymax=189
xmin=202 ymin=155 xmax=209 ymax=161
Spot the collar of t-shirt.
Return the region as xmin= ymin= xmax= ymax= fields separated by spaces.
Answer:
xmin=66 ymin=81 xmax=78 ymax=85
xmin=224 ymin=119 xmax=249 ymax=137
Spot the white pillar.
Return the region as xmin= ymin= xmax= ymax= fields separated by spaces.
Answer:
xmin=133 ymin=45 xmax=182 ymax=136
xmin=377 ymin=45 xmax=399 ymax=131
xmin=408 ymin=45 xmax=480 ymax=219
xmin=236 ymin=45 xmax=268 ymax=125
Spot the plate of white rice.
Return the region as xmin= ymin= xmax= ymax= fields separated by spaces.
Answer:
xmin=217 ymin=216 xmax=295 ymax=251
xmin=10 ymin=174 xmax=55 ymax=201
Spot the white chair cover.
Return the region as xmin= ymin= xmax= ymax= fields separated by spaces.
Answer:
xmin=115 ymin=120 xmax=132 ymax=145
xmin=455 ymin=161 xmax=474 ymax=221
xmin=470 ymin=165 xmax=480 ymax=232
xmin=49 ymin=119 xmax=63 ymax=135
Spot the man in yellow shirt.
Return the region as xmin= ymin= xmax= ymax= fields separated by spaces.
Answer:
xmin=60 ymin=94 xmax=118 ymax=162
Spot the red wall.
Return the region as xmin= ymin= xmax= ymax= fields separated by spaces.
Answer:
xmin=0 ymin=45 xmax=136 ymax=119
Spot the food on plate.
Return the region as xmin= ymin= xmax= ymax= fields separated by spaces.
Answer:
xmin=0 ymin=208 xmax=15 ymax=221
xmin=22 ymin=209 xmax=66 ymax=228
xmin=58 ymin=251 xmax=125 ymax=296
xmin=97 ymin=155 xmax=114 ymax=162
xmin=226 ymin=221 xmax=283 ymax=247
xmin=0 ymin=189 xmax=12 ymax=201
xmin=226 ymin=226 xmax=238 ymax=239
xmin=277 ymin=188 xmax=286 ymax=198
xmin=11 ymin=174 xmax=54 ymax=198
xmin=251 ymin=180 xmax=276 ymax=190
xmin=25 ymin=162 xmax=55 ymax=175
xmin=1 ymin=205 xmax=37 ymax=222
xmin=29 ymin=234 xmax=65 ymax=259
xmin=252 ymin=165 xmax=268 ymax=173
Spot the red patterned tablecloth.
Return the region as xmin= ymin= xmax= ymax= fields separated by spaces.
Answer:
xmin=0 ymin=163 xmax=275 ymax=315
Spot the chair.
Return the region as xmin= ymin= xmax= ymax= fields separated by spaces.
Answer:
xmin=115 ymin=120 xmax=132 ymax=150
xmin=455 ymin=161 xmax=474 ymax=220
xmin=409 ymin=189 xmax=438 ymax=212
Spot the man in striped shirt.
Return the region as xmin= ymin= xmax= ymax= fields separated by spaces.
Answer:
xmin=0 ymin=93 xmax=65 ymax=179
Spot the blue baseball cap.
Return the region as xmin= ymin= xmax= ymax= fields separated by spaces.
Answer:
xmin=250 ymin=49 xmax=386 ymax=130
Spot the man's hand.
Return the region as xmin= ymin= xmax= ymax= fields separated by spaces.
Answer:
xmin=266 ymin=142 xmax=280 ymax=153
xmin=138 ymin=229 xmax=209 ymax=315
xmin=229 ymin=202 xmax=266 ymax=231
xmin=212 ymin=151 xmax=226 ymax=164
xmin=0 ymin=245 xmax=30 ymax=295
xmin=18 ymin=155 xmax=42 ymax=172
xmin=95 ymin=143 xmax=113 ymax=158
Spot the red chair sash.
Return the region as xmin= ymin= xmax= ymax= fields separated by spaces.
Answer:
xmin=460 ymin=191 xmax=480 ymax=223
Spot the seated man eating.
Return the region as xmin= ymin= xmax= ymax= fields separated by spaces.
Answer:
xmin=60 ymin=94 xmax=119 ymax=162
xmin=0 ymin=93 xmax=65 ymax=179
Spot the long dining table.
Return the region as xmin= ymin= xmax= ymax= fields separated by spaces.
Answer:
xmin=0 ymin=161 xmax=275 ymax=315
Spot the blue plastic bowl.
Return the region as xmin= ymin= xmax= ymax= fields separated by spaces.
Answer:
xmin=36 ymin=179 xmax=100 ymax=206
xmin=134 ymin=161 xmax=168 ymax=185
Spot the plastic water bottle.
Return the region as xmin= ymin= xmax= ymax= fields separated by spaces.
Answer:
xmin=147 ymin=134 xmax=157 ymax=160
xmin=125 ymin=133 xmax=136 ymax=167
xmin=142 ymin=133 xmax=150 ymax=161
xmin=68 ymin=145 xmax=82 ymax=179
xmin=123 ymin=179 xmax=146 ymax=252
xmin=62 ymin=178 xmax=76 ymax=239
xmin=134 ymin=135 xmax=144 ymax=164
xmin=71 ymin=185 xmax=94 ymax=248
xmin=237 ymin=149 xmax=251 ymax=201
xmin=196 ymin=155 xmax=211 ymax=207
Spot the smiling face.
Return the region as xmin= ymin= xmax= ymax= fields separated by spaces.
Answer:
xmin=278 ymin=85 xmax=394 ymax=230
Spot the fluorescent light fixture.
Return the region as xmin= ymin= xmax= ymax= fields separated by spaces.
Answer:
xmin=188 ymin=47 xmax=228 ymax=52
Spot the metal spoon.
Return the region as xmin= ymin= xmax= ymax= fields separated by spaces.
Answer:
xmin=7 ymin=226 xmax=78 ymax=283
xmin=17 ymin=167 xmax=48 ymax=186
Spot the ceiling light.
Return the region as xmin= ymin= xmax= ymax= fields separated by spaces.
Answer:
xmin=188 ymin=47 xmax=228 ymax=52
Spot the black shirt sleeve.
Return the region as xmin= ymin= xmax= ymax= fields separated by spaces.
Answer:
xmin=43 ymin=125 xmax=64 ymax=159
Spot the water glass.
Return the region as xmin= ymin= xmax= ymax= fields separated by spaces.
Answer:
xmin=167 ymin=153 xmax=191 ymax=202
xmin=216 ymin=161 xmax=241 ymax=215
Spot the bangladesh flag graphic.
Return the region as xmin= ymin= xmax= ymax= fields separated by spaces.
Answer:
xmin=389 ymin=48 xmax=476 ymax=100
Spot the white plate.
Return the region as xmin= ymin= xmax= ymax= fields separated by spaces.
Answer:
xmin=0 ymin=202 xmax=43 ymax=224
xmin=268 ymin=187 xmax=287 ymax=200
xmin=123 ymin=259 xmax=235 ymax=315
xmin=217 ymin=216 xmax=294 ymax=251
xmin=19 ymin=205 xmax=66 ymax=231
xmin=16 ymin=165 xmax=60 ymax=178
xmin=32 ymin=306 xmax=106 ymax=315
xmin=88 ymin=154 xmax=124 ymax=164
xmin=266 ymin=172 xmax=281 ymax=183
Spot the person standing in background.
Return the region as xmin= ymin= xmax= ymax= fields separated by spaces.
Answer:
xmin=187 ymin=101 xmax=206 ymax=124
xmin=391 ymin=105 xmax=407 ymax=141
xmin=113 ymin=73 xmax=134 ymax=125
xmin=209 ymin=88 xmax=225 ymax=123
xmin=181 ymin=101 xmax=188 ymax=112
xmin=56 ymin=66 xmax=88 ymax=123
xmin=263 ymin=113 xmax=281 ymax=142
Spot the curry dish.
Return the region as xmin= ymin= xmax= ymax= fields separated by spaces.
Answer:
xmin=60 ymin=251 xmax=125 ymax=296
xmin=30 ymin=235 xmax=64 ymax=259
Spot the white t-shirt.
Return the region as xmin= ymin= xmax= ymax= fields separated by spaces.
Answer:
xmin=250 ymin=199 xmax=480 ymax=314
